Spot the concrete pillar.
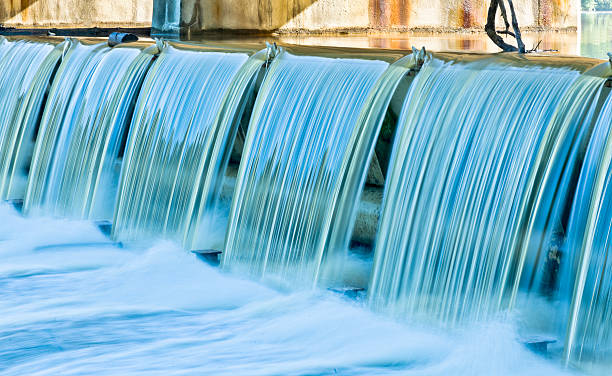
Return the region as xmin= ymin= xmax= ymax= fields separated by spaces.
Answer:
xmin=152 ymin=0 xmax=181 ymax=35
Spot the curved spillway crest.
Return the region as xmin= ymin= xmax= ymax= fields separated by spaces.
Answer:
xmin=0 ymin=38 xmax=62 ymax=200
xmin=24 ymin=40 xmax=155 ymax=220
xmin=113 ymin=45 xmax=261 ymax=248
xmin=222 ymin=51 xmax=389 ymax=284
xmin=369 ymin=58 xmax=607 ymax=326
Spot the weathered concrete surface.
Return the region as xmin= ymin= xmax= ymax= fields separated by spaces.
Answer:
xmin=182 ymin=0 xmax=580 ymax=33
xmin=0 ymin=0 xmax=153 ymax=28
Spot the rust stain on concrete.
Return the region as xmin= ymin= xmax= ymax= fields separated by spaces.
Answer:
xmin=369 ymin=0 xmax=411 ymax=28
xmin=369 ymin=0 xmax=387 ymax=28
xmin=389 ymin=0 xmax=410 ymax=26
xmin=539 ymin=0 xmax=553 ymax=26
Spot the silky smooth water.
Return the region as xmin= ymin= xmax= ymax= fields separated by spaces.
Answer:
xmin=223 ymin=51 xmax=388 ymax=284
xmin=369 ymin=58 xmax=606 ymax=325
xmin=0 ymin=38 xmax=62 ymax=200
xmin=113 ymin=45 xmax=259 ymax=248
xmin=0 ymin=204 xmax=579 ymax=375
xmin=24 ymin=41 xmax=155 ymax=220
xmin=563 ymin=92 xmax=612 ymax=370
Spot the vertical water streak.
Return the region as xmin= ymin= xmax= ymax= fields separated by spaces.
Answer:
xmin=369 ymin=58 xmax=603 ymax=325
xmin=0 ymin=39 xmax=62 ymax=200
xmin=223 ymin=51 xmax=388 ymax=284
xmin=24 ymin=42 xmax=156 ymax=220
xmin=316 ymin=54 xmax=418 ymax=284
xmin=564 ymin=91 xmax=612 ymax=369
xmin=113 ymin=45 xmax=254 ymax=246
xmin=24 ymin=40 xmax=109 ymax=215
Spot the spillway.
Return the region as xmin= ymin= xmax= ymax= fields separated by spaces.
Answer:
xmin=24 ymin=40 xmax=155 ymax=219
xmin=0 ymin=35 xmax=610 ymax=374
xmin=563 ymin=91 xmax=612 ymax=370
xmin=113 ymin=43 xmax=264 ymax=248
xmin=222 ymin=49 xmax=400 ymax=284
xmin=0 ymin=37 xmax=63 ymax=200
xmin=368 ymin=56 xmax=608 ymax=323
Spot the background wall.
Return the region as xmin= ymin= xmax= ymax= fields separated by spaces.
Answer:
xmin=0 ymin=0 xmax=579 ymax=31
xmin=0 ymin=0 xmax=153 ymax=28
xmin=182 ymin=0 xmax=580 ymax=32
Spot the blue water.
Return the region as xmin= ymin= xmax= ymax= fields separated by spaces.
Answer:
xmin=0 ymin=204 xmax=580 ymax=375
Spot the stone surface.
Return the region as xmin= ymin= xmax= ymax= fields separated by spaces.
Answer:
xmin=0 ymin=0 xmax=153 ymax=28
xmin=186 ymin=0 xmax=579 ymax=32
xmin=0 ymin=0 xmax=579 ymax=32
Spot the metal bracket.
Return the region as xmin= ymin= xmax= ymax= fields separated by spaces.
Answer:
xmin=192 ymin=249 xmax=222 ymax=265
xmin=265 ymin=42 xmax=280 ymax=68
xmin=108 ymin=32 xmax=138 ymax=48
xmin=408 ymin=46 xmax=427 ymax=76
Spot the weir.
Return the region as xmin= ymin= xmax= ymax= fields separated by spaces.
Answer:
xmin=112 ymin=41 xmax=266 ymax=249
xmin=24 ymin=39 xmax=156 ymax=220
xmin=0 ymin=35 xmax=610 ymax=372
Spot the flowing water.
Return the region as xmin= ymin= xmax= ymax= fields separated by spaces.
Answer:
xmin=113 ymin=44 xmax=260 ymax=248
xmin=222 ymin=51 xmax=389 ymax=284
xmin=563 ymin=92 xmax=612 ymax=370
xmin=0 ymin=36 xmax=610 ymax=375
xmin=0 ymin=204 xmax=577 ymax=376
xmin=368 ymin=58 xmax=606 ymax=326
xmin=23 ymin=40 xmax=155 ymax=220
xmin=0 ymin=38 xmax=62 ymax=200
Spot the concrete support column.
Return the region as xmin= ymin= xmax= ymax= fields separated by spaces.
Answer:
xmin=152 ymin=0 xmax=181 ymax=35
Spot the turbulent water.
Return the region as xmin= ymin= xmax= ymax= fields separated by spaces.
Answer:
xmin=0 ymin=204 xmax=580 ymax=375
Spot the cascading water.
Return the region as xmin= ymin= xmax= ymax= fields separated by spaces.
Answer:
xmin=563 ymin=90 xmax=612 ymax=369
xmin=113 ymin=44 xmax=263 ymax=248
xmin=23 ymin=41 xmax=155 ymax=220
xmin=0 ymin=34 xmax=610 ymax=374
xmin=24 ymin=41 xmax=108 ymax=215
xmin=222 ymin=51 xmax=389 ymax=283
xmin=368 ymin=57 xmax=607 ymax=326
xmin=0 ymin=38 xmax=63 ymax=200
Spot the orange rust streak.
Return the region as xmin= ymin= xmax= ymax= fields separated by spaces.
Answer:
xmin=390 ymin=0 xmax=410 ymax=27
xmin=369 ymin=0 xmax=388 ymax=28
xmin=540 ymin=0 xmax=553 ymax=27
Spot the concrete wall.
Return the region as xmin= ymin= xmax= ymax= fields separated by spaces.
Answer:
xmin=182 ymin=0 xmax=580 ymax=32
xmin=0 ymin=0 xmax=578 ymax=31
xmin=0 ymin=0 xmax=153 ymax=28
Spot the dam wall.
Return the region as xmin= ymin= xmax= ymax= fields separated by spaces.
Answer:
xmin=179 ymin=0 xmax=580 ymax=33
xmin=1 ymin=1 xmax=580 ymax=32
xmin=0 ymin=0 xmax=153 ymax=28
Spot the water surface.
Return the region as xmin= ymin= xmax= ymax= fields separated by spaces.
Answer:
xmin=0 ymin=204 xmax=580 ymax=375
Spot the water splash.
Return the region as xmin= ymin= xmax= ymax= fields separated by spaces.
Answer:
xmin=0 ymin=204 xmax=575 ymax=375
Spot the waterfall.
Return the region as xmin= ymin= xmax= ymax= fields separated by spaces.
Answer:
xmin=0 ymin=35 xmax=610 ymax=371
xmin=23 ymin=40 xmax=155 ymax=220
xmin=112 ymin=44 xmax=263 ymax=248
xmin=0 ymin=38 xmax=63 ymax=200
xmin=222 ymin=51 xmax=390 ymax=284
xmin=368 ymin=57 xmax=607 ymax=325
xmin=563 ymin=91 xmax=612 ymax=368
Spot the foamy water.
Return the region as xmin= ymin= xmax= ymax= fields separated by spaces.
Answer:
xmin=0 ymin=204 xmax=580 ymax=375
